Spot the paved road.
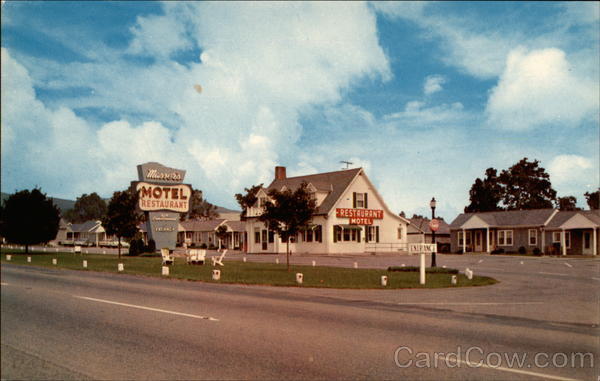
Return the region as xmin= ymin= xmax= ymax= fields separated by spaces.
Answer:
xmin=1 ymin=254 xmax=599 ymax=380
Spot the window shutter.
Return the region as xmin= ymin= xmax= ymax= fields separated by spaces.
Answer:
xmin=333 ymin=226 xmax=337 ymax=243
xmin=376 ymin=226 xmax=380 ymax=243
xmin=357 ymin=229 xmax=361 ymax=242
xmin=364 ymin=193 xmax=368 ymax=208
xmin=352 ymin=192 xmax=356 ymax=208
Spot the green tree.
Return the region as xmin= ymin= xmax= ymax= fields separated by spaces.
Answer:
xmin=584 ymin=190 xmax=599 ymax=210
xmin=235 ymin=184 xmax=263 ymax=220
xmin=63 ymin=192 xmax=107 ymax=223
xmin=0 ymin=188 xmax=60 ymax=253
xmin=102 ymin=188 xmax=143 ymax=258
xmin=464 ymin=168 xmax=503 ymax=213
xmin=180 ymin=189 xmax=219 ymax=221
xmin=498 ymin=158 xmax=557 ymax=210
xmin=557 ymin=196 xmax=580 ymax=211
xmin=259 ymin=182 xmax=317 ymax=271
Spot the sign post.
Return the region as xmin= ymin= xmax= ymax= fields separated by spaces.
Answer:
xmin=134 ymin=162 xmax=191 ymax=251
xmin=409 ymin=243 xmax=437 ymax=285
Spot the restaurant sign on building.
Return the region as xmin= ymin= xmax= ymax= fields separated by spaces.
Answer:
xmin=134 ymin=162 xmax=191 ymax=250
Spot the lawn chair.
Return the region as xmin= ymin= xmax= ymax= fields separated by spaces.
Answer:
xmin=187 ymin=249 xmax=206 ymax=265
xmin=211 ymin=249 xmax=227 ymax=266
xmin=161 ymin=248 xmax=174 ymax=266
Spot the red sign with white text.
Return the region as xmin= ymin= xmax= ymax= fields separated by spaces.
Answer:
xmin=337 ymin=208 xmax=383 ymax=225
xmin=429 ymin=219 xmax=440 ymax=232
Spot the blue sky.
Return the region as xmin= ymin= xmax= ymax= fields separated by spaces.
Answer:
xmin=2 ymin=1 xmax=598 ymax=220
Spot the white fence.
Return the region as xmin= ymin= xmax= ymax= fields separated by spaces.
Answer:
xmin=365 ymin=243 xmax=409 ymax=254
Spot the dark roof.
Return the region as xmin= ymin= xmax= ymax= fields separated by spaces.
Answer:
xmin=266 ymin=168 xmax=361 ymax=215
xmin=409 ymin=218 xmax=450 ymax=235
xmin=449 ymin=209 xmax=556 ymax=229
xmin=180 ymin=218 xmax=226 ymax=232
xmin=546 ymin=210 xmax=600 ymax=228
xmin=70 ymin=220 xmax=101 ymax=232
xmin=225 ymin=220 xmax=246 ymax=232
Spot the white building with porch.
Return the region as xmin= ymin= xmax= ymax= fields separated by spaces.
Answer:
xmin=244 ymin=166 xmax=410 ymax=255
xmin=449 ymin=209 xmax=599 ymax=255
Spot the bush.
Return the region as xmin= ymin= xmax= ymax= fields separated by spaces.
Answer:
xmin=208 ymin=244 xmax=217 ymax=250
xmin=491 ymin=248 xmax=505 ymax=255
xmin=437 ymin=243 xmax=451 ymax=253
xmin=128 ymin=238 xmax=145 ymax=256
xmin=533 ymin=247 xmax=542 ymax=256
xmin=518 ymin=246 xmax=526 ymax=255
xmin=145 ymin=239 xmax=156 ymax=253
xmin=455 ymin=249 xmax=464 ymax=254
xmin=200 ymin=243 xmax=208 ymax=249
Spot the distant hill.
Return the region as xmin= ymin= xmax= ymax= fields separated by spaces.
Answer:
xmin=1 ymin=192 xmax=239 ymax=216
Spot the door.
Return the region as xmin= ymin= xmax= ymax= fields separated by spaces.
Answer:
xmin=261 ymin=230 xmax=268 ymax=251
xmin=475 ymin=231 xmax=483 ymax=252
xmin=583 ymin=231 xmax=592 ymax=255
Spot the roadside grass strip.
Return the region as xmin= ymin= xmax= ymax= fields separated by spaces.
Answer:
xmin=0 ymin=250 xmax=497 ymax=289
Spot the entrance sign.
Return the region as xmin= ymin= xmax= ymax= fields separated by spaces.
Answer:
xmin=134 ymin=162 xmax=191 ymax=250
xmin=408 ymin=243 xmax=437 ymax=254
xmin=429 ymin=219 xmax=440 ymax=232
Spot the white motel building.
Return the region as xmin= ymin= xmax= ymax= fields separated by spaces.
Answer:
xmin=244 ymin=166 xmax=410 ymax=255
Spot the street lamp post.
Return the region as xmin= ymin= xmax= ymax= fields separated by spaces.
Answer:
xmin=430 ymin=197 xmax=437 ymax=267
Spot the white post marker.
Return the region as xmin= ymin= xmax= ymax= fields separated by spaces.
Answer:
xmin=312 ymin=260 xmax=316 ymax=267
xmin=296 ymin=273 xmax=303 ymax=284
xmin=401 ymin=263 xmax=405 ymax=267
xmin=419 ymin=253 xmax=426 ymax=285
xmin=381 ymin=275 xmax=388 ymax=286
xmin=83 ymin=260 xmax=87 ymax=268
xmin=103 ymin=250 xmax=106 ymax=254
xmin=275 ymin=258 xmax=279 ymax=264
xmin=212 ymin=269 xmax=221 ymax=281
xmin=55 ymin=248 xmax=59 ymax=252
xmin=353 ymin=262 xmax=358 ymax=269
xmin=162 ymin=266 xmax=169 ymax=276
xmin=466 ymin=268 xmax=473 ymax=280
xmin=52 ymin=258 xmax=57 ymax=265
xmin=243 ymin=257 xmax=247 ymax=263
xmin=27 ymin=256 xmax=31 ymax=263
xmin=43 ymin=247 xmax=47 ymax=252
xmin=442 ymin=265 xmax=447 ymax=269
xmin=118 ymin=263 xmax=124 ymax=272
xmin=451 ymin=275 xmax=457 ymax=285
xmin=6 ymin=255 xmax=11 ymax=261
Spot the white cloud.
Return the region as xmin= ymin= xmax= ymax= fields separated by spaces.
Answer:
xmin=423 ymin=75 xmax=446 ymax=95
xmin=485 ymin=48 xmax=599 ymax=130
xmin=1 ymin=3 xmax=391 ymax=208
xmin=549 ymin=155 xmax=594 ymax=184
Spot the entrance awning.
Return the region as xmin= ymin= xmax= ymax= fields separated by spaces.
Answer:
xmin=338 ymin=225 xmax=363 ymax=230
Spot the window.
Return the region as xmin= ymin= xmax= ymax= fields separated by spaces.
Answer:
xmin=334 ymin=225 xmax=361 ymax=242
xmin=498 ymin=230 xmax=513 ymax=246
xmin=458 ymin=231 xmax=472 ymax=247
xmin=315 ymin=225 xmax=322 ymax=243
xmin=355 ymin=192 xmax=364 ymax=208
xmin=254 ymin=230 xmax=261 ymax=244
xmin=397 ymin=226 xmax=403 ymax=240
xmin=553 ymin=231 xmax=571 ymax=248
xmin=353 ymin=192 xmax=368 ymax=208
xmin=259 ymin=197 xmax=267 ymax=207
xmin=529 ymin=229 xmax=537 ymax=246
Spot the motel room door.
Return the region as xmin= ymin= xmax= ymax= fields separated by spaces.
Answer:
xmin=583 ymin=231 xmax=592 ymax=255
xmin=474 ymin=231 xmax=483 ymax=252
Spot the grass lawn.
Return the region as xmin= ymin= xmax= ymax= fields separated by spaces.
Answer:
xmin=1 ymin=249 xmax=497 ymax=289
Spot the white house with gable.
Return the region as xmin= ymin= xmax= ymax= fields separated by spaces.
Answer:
xmin=244 ymin=166 xmax=410 ymax=254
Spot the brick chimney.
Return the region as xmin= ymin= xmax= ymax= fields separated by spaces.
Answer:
xmin=275 ymin=166 xmax=287 ymax=180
